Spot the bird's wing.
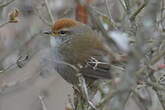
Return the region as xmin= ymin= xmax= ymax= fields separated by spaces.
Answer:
xmin=80 ymin=57 xmax=111 ymax=79
xmin=54 ymin=60 xmax=79 ymax=84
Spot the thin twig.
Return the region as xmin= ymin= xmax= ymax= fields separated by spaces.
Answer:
xmin=96 ymin=90 xmax=118 ymax=108
xmin=0 ymin=32 xmax=42 ymax=73
xmin=105 ymin=0 xmax=112 ymax=20
xmin=131 ymin=89 xmax=149 ymax=110
xmin=104 ymin=0 xmax=117 ymax=29
xmin=0 ymin=62 xmax=17 ymax=73
xmin=0 ymin=0 xmax=15 ymax=8
xmin=145 ymin=81 xmax=165 ymax=91
xmin=160 ymin=0 xmax=165 ymax=31
xmin=118 ymin=0 xmax=127 ymax=12
xmin=44 ymin=0 xmax=54 ymax=24
xmin=123 ymin=0 xmax=130 ymax=14
xmin=87 ymin=5 xmax=117 ymax=45
xmin=34 ymin=8 xmax=52 ymax=26
xmin=130 ymin=2 xmax=147 ymax=21
xmin=151 ymin=49 xmax=165 ymax=65
xmin=77 ymin=72 xmax=96 ymax=110
xmin=88 ymin=5 xmax=118 ymax=29
xmin=0 ymin=21 xmax=9 ymax=28
xmin=38 ymin=95 xmax=47 ymax=110
xmin=136 ymin=49 xmax=165 ymax=76
xmin=89 ymin=6 xmax=108 ymax=18
xmin=68 ymin=94 xmax=75 ymax=110
xmin=149 ymin=71 xmax=165 ymax=109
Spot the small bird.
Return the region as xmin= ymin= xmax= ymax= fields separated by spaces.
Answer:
xmin=44 ymin=18 xmax=113 ymax=84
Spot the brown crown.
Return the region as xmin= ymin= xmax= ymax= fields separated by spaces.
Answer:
xmin=52 ymin=18 xmax=78 ymax=32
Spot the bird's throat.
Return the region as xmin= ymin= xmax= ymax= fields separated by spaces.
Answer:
xmin=50 ymin=36 xmax=71 ymax=48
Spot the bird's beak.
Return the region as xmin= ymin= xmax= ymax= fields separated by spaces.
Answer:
xmin=43 ymin=31 xmax=52 ymax=35
xmin=43 ymin=31 xmax=59 ymax=37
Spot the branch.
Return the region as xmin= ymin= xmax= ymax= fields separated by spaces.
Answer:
xmin=0 ymin=61 xmax=17 ymax=73
xmin=145 ymin=81 xmax=165 ymax=91
xmin=151 ymin=49 xmax=165 ymax=65
xmin=130 ymin=2 xmax=147 ymax=21
xmin=0 ymin=21 xmax=9 ymax=28
xmin=44 ymin=0 xmax=54 ymax=24
xmin=0 ymin=0 xmax=15 ymax=9
xmin=123 ymin=0 xmax=131 ymax=14
xmin=104 ymin=0 xmax=117 ymax=29
xmin=38 ymin=95 xmax=48 ymax=110
xmin=96 ymin=90 xmax=118 ymax=108
xmin=34 ymin=8 xmax=52 ymax=27
xmin=149 ymin=71 xmax=165 ymax=109
xmin=118 ymin=0 xmax=127 ymax=12
xmin=135 ymin=49 xmax=165 ymax=76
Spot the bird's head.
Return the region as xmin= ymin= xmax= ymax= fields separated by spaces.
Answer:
xmin=44 ymin=18 xmax=92 ymax=38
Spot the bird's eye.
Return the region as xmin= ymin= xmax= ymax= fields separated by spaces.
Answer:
xmin=58 ymin=30 xmax=67 ymax=35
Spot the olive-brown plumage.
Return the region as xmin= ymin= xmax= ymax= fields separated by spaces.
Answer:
xmin=46 ymin=18 xmax=112 ymax=84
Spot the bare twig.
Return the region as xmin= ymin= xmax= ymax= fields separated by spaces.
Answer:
xmin=0 ymin=0 xmax=15 ymax=8
xmin=118 ymin=0 xmax=127 ymax=12
xmin=44 ymin=0 xmax=54 ymax=24
xmin=151 ymin=49 xmax=165 ymax=65
xmin=68 ymin=94 xmax=75 ymax=110
xmin=0 ymin=21 xmax=9 ymax=28
xmin=160 ymin=0 xmax=165 ymax=31
xmin=0 ymin=61 xmax=17 ymax=73
xmin=89 ymin=6 xmax=108 ymax=18
xmin=123 ymin=0 xmax=130 ymax=14
xmin=130 ymin=2 xmax=147 ymax=21
xmin=77 ymin=73 xmax=96 ymax=110
xmin=104 ymin=0 xmax=117 ymax=29
xmin=87 ymin=5 xmax=116 ymax=45
xmin=90 ymin=5 xmax=117 ymax=29
xmin=96 ymin=90 xmax=118 ymax=108
xmin=38 ymin=95 xmax=47 ymax=110
xmin=145 ymin=81 xmax=165 ymax=91
xmin=149 ymin=71 xmax=165 ymax=109
xmin=131 ymin=89 xmax=149 ymax=110
xmin=136 ymin=49 xmax=165 ymax=76
xmin=105 ymin=0 xmax=111 ymax=18
xmin=0 ymin=32 xmax=42 ymax=73
xmin=34 ymin=8 xmax=51 ymax=26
